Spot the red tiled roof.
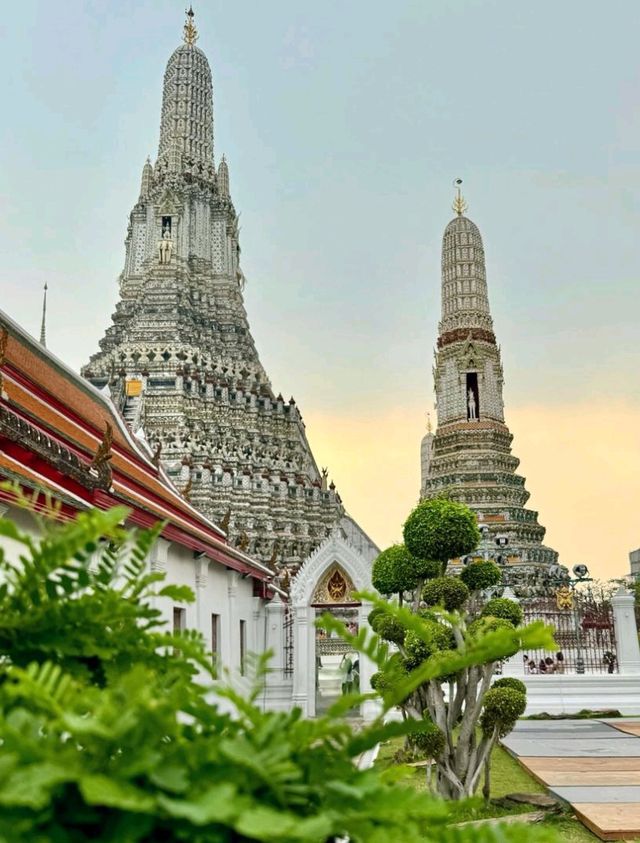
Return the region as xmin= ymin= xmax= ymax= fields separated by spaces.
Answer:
xmin=0 ymin=310 xmax=275 ymax=585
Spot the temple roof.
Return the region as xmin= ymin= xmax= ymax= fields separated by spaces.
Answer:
xmin=0 ymin=308 xmax=276 ymax=586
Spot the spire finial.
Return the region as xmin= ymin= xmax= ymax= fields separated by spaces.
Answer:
xmin=39 ymin=283 xmax=48 ymax=347
xmin=426 ymin=411 xmax=433 ymax=434
xmin=452 ymin=178 xmax=468 ymax=217
xmin=183 ymin=6 xmax=198 ymax=46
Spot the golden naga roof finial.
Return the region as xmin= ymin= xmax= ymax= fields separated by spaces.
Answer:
xmin=183 ymin=5 xmax=198 ymax=46
xmin=452 ymin=178 xmax=468 ymax=217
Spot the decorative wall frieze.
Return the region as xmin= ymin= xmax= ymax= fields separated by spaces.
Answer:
xmin=0 ymin=406 xmax=110 ymax=492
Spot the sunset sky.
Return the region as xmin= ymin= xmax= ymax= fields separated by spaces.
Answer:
xmin=1 ymin=1 xmax=638 ymax=579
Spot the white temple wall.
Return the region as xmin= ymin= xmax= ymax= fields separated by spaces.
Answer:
xmin=0 ymin=503 xmax=268 ymax=696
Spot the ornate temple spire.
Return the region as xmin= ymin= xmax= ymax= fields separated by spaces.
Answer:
xmin=422 ymin=191 xmax=558 ymax=572
xmin=218 ymin=155 xmax=230 ymax=197
xmin=39 ymin=283 xmax=48 ymax=347
xmin=157 ymin=9 xmax=214 ymax=175
xmin=139 ymin=156 xmax=153 ymax=200
xmin=440 ymin=183 xmax=492 ymax=335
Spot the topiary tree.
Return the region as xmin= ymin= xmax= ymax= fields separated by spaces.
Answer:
xmin=404 ymin=498 xmax=480 ymax=575
xmin=460 ymin=560 xmax=502 ymax=592
xmin=482 ymin=597 xmax=524 ymax=627
xmin=492 ymin=677 xmax=527 ymax=696
xmin=333 ymin=498 xmax=555 ymax=802
xmin=422 ymin=576 xmax=470 ymax=612
xmin=480 ymin=685 xmax=527 ymax=798
xmin=371 ymin=543 xmax=418 ymax=597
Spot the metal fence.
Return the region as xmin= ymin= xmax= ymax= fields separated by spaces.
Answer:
xmin=521 ymin=595 xmax=617 ymax=674
xmin=283 ymin=605 xmax=294 ymax=677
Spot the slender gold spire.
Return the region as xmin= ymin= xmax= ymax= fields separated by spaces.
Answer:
xmin=39 ymin=283 xmax=48 ymax=347
xmin=183 ymin=6 xmax=198 ymax=46
xmin=452 ymin=177 xmax=468 ymax=217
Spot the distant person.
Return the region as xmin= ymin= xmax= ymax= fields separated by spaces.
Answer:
xmin=528 ymin=660 xmax=538 ymax=674
xmin=555 ymin=652 xmax=565 ymax=674
xmin=603 ymin=651 xmax=616 ymax=674
xmin=538 ymin=659 xmax=547 ymax=674
xmin=544 ymin=657 xmax=555 ymax=673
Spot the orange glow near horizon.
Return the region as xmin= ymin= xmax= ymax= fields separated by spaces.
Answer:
xmin=304 ymin=400 xmax=640 ymax=582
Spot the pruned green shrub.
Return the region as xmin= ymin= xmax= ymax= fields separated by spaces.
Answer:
xmin=409 ymin=719 xmax=446 ymax=759
xmin=372 ymin=612 xmax=406 ymax=645
xmin=372 ymin=544 xmax=418 ymax=594
xmin=422 ymin=576 xmax=469 ymax=612
xmin=414 ymin=558 xmax=442 ymax=581
xmin=460 ymin=560 xmax=502 ymax=592
xmin=480 ymin=686 xmax=527 ymax=737
xmin=403 ymin=499 xmax=480 ymax=565
xmin=492 ymin=677 xmax=527 ymax=696
xmin=482 ymin=597 xmax=523 ymax=627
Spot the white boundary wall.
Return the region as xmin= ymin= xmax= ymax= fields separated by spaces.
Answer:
xmin=522 ymin=674 xmax=640 ymax=716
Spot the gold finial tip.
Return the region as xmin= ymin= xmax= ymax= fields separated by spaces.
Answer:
xmin=183 ymin=6 xmax=198 ymax=46
xmin=452 ymin=177 xmax=468 ymax=217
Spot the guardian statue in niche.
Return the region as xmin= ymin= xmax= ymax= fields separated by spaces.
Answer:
xmin=467 ymin=388 xmax=477 ymax=420
xmin=158 ymin=229 xmax=173 ymax=264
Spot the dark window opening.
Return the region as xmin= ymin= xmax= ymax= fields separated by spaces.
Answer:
xmin=211 ymin=613 xmax=220 ymax=676
xmin=173 ymin=606 xmax=186 ymax=633
xmin=162 ymin=216 xmax=172 ymax=236
xmin=466 ymin=372 xmax=479 ymax=421
xmin=239 ymin=620 xmax=247 ymax=676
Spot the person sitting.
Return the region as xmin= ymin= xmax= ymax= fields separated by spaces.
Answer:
xmin=538 ymin=658 xmax=547 ymax=674
xmin=527 ymin=659 xmax=538 ymax=674
xmin=544 ymin=657 xmax=555 ymax=673
xmin=555 ymin=652 xmax=565 ymax=674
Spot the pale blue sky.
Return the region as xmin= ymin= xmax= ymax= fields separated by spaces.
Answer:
xmin=2 ymin=1 xmax=640 ymax=571
xmin=1 ymin=0 xmax=638 ymax=417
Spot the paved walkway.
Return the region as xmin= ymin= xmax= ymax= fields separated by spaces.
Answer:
xmin=502 ymin=719 xmax=640 ymax=840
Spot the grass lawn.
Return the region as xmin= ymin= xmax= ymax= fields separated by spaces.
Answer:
xmin=376 ymin=738 xmax=599 ymax=841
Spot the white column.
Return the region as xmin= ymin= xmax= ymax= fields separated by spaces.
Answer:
xmin=195 ymin=557 xmax=208 ymax=640
xmin=227 ymin=571 xmax=239 ymax=672
xmin=611 ymin=586 xmax=640 ymax=674
xmin=265 ymin=595 xmax=286 ymax=672
xmin=292 ymin=604 xmax=314 ymax=715
xmin=358 ymin=601 xmax=381 ymax=721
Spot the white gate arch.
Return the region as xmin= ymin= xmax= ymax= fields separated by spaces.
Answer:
xmin=290 ymin=526 xmax=378 ymax=719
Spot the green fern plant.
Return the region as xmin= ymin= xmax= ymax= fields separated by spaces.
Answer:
xmin=0 ymin=503 xmax=558 ymax=842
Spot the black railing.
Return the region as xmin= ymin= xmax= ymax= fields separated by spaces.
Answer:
xmin=283 ymin=605 xmax=294 ymax=677
xmin=522 ymin=595 xmax=617 ymax=674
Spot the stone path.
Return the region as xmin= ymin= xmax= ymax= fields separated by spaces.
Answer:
xmin=502 ymin=719 xmax=640 ymax=841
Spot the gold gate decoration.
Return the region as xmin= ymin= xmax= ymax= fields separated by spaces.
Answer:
xmin=556 ymin=585 xmax=573 ymax=610
xmin=311 ymin=564 xmax=356 ymax=604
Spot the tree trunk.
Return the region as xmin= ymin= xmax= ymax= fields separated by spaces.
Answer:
xmin=483 ymin=757 xmax=491 ymax=800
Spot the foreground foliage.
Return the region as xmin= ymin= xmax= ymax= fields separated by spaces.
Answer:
xmin=0 ymin=503 xmax=556 ymax=841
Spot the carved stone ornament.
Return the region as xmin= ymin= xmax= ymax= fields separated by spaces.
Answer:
xmin=311 ymin=563 xmax=356 ymax=605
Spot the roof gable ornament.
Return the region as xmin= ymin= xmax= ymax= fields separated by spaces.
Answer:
xmin=89 ymin=422 xmax=114 ymax=489
xmin=452 ymin=178 xmax=468 ymax=217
